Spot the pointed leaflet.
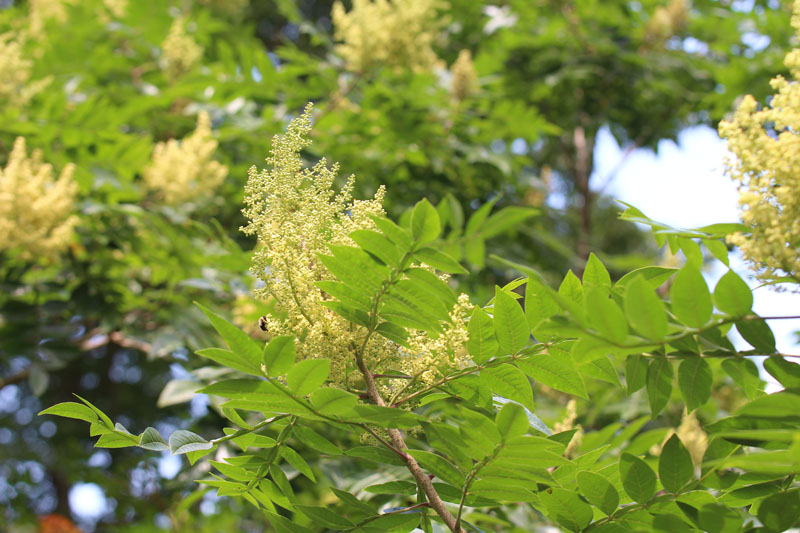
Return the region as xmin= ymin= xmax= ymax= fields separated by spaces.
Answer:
xmin=369 ymin=215 xmax=413 ymax=250
xmin=678 ymin=358 xmax=712 ymax=413
xmin=516 ymin=353 xmax=588 ymax=399
xmin=38 ymin=402 xmax=100 ymax=424
xmin=646 ymin=358 xmax=673 ymax=417
xmin=626 ymin=354 xmax=648 ymax=394
xmin=138 ymin=427 xmax=169 ymax=451
xmin=764 ymin=356 xmax=800 ymax=389
xmin=558 ymin=270 xmax=584 ymax=305
xmin=286 ymin=358 xmax=330 ymax=396
xmin=413 ymin=246 xmax=467 ymax=274
xmin=493 ymin=286 xmax=529 ymax=355
xmin=670 ymin=264 xmax=712 ymax=328
xmin=659 ymin=434 xmax=693 ymax=493
xmin=735 ymin=318 xmax=776 ymax=354
xmin=585 ymin=287 xmax=628 ymax=343
xmin=525 ymin=277 xmax=559 ymax=330
xmin=263 ymin=336 xmax=295 ymax=377
xmin=539 ymin=488 xmax=593 ymax=532
xmin=410 ymin=198 xmax=441 ymax=244
xmin=195 ymin=347 xmax=262 ymax=377
xmin=496 ymin=402 xmax=529 ymax=439
xmin=577 ymin=471 xmax=619 ymax=516
xmin=758 ymin=490 xmax=800 ymax=532
xmin=482 ymin=364 xmax=534 ymax=410
xmin=713 ymin=270 xmax=752 ymax=316
xmin=169 ymin=430 xmax=212 ymax=455
xmin=623 ymin=276 xmax=668 ymax=341
xmin=406 ymin=449 xmax=464 ymax=486
xmin=467 ymin=307 xmax=498 ymax=363
xmin=583 ymin=252 xmax=611 ymax=289
xmin=196 ymin=303 xmax=262 ymax=374
xmin=349 ymin=229 xmax=402 ymax=267
xmin=619 ymin=453 xmax=657 ymax=503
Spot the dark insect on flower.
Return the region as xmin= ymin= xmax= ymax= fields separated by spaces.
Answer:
xmin=258 ymin=316 xmax=269 ymax=332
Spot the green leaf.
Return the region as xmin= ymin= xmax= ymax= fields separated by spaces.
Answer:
xmin=646 ymin=358 xmax=673 ymax=417
xmin=138 ymin=427 xmax=169 ymax=451
xmin=296 ymin=505 xmax=354 ymax=530
xmin=95 ymin=430 xmax=140 ymax=448
xmin=410 ymin=198 xmax=441 ymax=244
xmin=670 ymin=264 xmax=712 ymax=327
xmin=758 ymin=490 xmax=800 ymax=531
xmin=286 ymin=359 xmax=330 ymax=396
xmin=309 ymin=388 xmax=359 ymax=416
xmin=525 ymin=277 xmax=559 ymax=330
xmin=735 ymin=318 xmax=776 ymax=354
xmin=704 ymin=239 xmax=730 ymax=265
xmin=467 ymin=307 xmax=499 ymax=364
xmin=585 ymin=287 xmax=628 ymax=343
xmin=496 ymin=402 xmax=529 ymax=439
xmin=169 ymin=430 xmax=212 ymax=455
xmin=196 ymin=303 xmax=262 ymax=372
xmin=482 ymin=364 xmax=534 ymax=410
xmin=764 ymin=356 xmax=800 ymax=389
xmin=264 ymin=511 xmax=313 ymax=533
xmin=195 ymin=347 xmax=262 ymax=377
xmin=375 ymin=321 xmax=409 ymax=346
xmin=413 ymin=246 xmax=467 ymax=274
xmin=404 ymin=267 xmax=457 ymax=307
xmin=493 ymin=287 xmax=529 ymax=355
xmin=350 ymin=229 xmax=402 ymax=267
xmin=678 ymin=358 xmax=711 ymax=413
xmin=480 ymin=206 xmax=537 ymax=238
xmin=659 ymin=435 xmax=693 ymax=493
xmin=406 ymin=449 xmax=464 ymax=486
xmin=576 ymin=471 xmax=619 ymax=515
xmin=583 ymin=253 xmax=611 ymax=289
xmin=558 ymin=270 xmax=584 ymax=305
xmin=281 ymin=446 xmax=316 ymax=482
xmin=539 ymin=488 xmax=594 ymax=532
xmin=713 ymin=270 xmax=752 ymax=316
xmin=615 ymin=267 xmax=676 ymax=292
xmin=364 ymin=481 xmax=417 ymax=495
xmin=263 ymin=336 xmax=295 ymax=376
xmin=322 ymin=301 xmax=371 ymax=328
xmin=623 ymin=277 xmax=668 ymax=341
xmin=619 ymin=453 xmax=657 ymax=503
xmin=735 ymin=391 xmax=800 ymax=421
xmin=517 ymin=353 xmax=588 ymax=399
xmin=721 ymin=358 xmax=763 ymax=399
xmin=38 ymin=402 xmax=100 ymax=424
xmin=626 ymin=354 xmax=648 ymax=394
xmin=292 ymin=426 xmax=340 ymax=455
xmin=465 ymin=196 xmax=499 ymax=235
xmin=370 ymin=215 xmax=413 ymax=250
xmin=315 ymin=281 xmax=372 ymax=312
xmin=74 ymin=395 xmax=113 ymax=429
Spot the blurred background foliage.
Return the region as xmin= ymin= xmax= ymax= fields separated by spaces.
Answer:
xmin=0 ymin=0 xmax=793 ymax=530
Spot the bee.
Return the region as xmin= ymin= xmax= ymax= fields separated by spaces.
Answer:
xmin=258 ymin=316 xmax=269 ymax=332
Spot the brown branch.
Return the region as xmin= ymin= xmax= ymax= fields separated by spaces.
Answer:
xmin=356 ymin=354 xmax=463 ymax=533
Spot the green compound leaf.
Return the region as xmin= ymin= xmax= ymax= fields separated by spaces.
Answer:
xmin=620 ymin=453 xmax=657 ymax=503
xmin=670 ymin=263 xmax=712 ymax=327
xmin=713 ymin=270 xmax=752 ymax=316
xmin=678 ymin=358 xmax=712 ymax=413
xmin=286 ymin=358 xmax=330 ymax=396
xmin=659 ymin=434 xmax=693 ymax=493
xmin=493 ymin=286 xmax=529 ymax=355
xmin=623 ymin=276 xmax=668 ymax=341
xmin=577 ymin=470 xmax=619 ymax=516
xmin=539 ymin=488 xmax=593 ymax=532
xmin=646 ymin=357 xmax=673 ymax=417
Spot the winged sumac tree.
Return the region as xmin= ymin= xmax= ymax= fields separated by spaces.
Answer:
xmin=39 ymin=101 xmax=800 ymax=532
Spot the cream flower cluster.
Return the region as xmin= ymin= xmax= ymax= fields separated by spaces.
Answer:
xmin=450 ymin=49 xmax=477 ymax=102
xmin=719 ymin=0 xmax=800 ymax=284
xmin=241 ymin=104 xmax=473 ymax=387
xmin=0 ymin=32 xmax=47 ymax=107
xmin=143 ymin=111 xmax=228 ymax=205
xmin=28 ymin=0 xmax=74 ymax=37
xmin=0 ymin=138 xmax=78 ymax=260
xmin=160 ymin=18 xmax=203 ymax=82
xmin=331 ymin=0 xmax=444 ymax=73
xmin=645 ymin=0 xmax=688 ymax=46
